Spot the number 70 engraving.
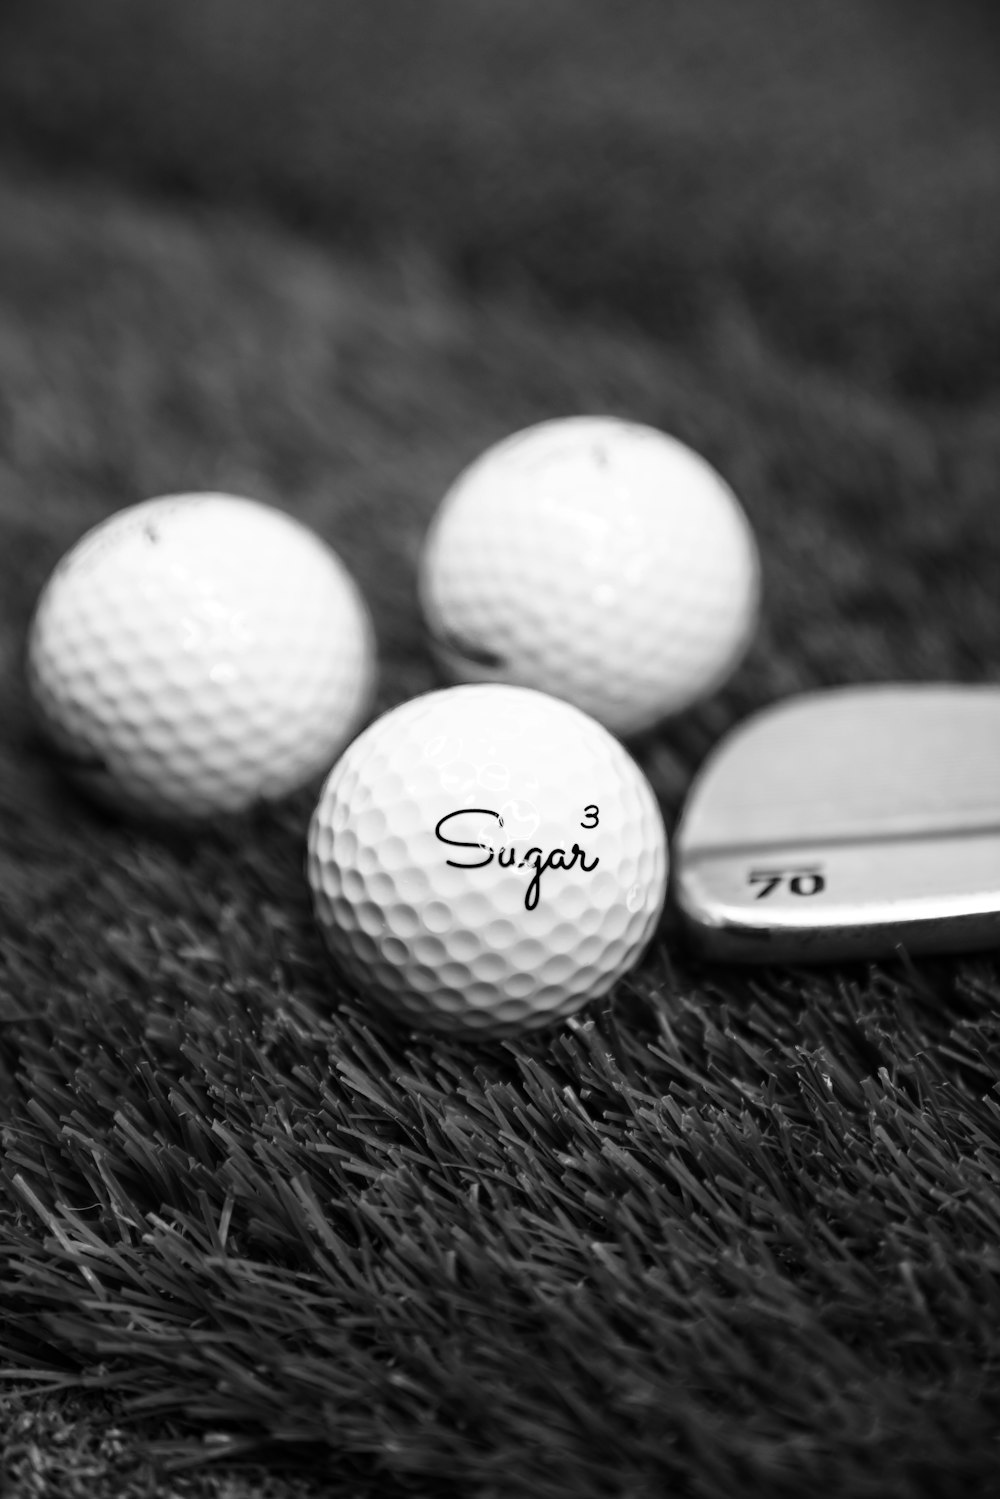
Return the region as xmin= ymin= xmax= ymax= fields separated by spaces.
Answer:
xmin=748 ymin=868 xmax=826 ymax=899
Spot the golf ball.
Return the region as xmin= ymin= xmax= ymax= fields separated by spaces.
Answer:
xmin=307 ymin=683 xmax=668 ymax=1038
xmin=27 ymin=493 xmax=376 ymax=819
xmin=419 ymin=416 xmax=760 ymax=736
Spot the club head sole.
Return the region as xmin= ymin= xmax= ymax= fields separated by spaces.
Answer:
xmin=672 ymin=684 xmax=1000 ymax=963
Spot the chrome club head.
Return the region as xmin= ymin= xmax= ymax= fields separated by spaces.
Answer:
xmin=672 ymin=684 xmax=1000 ymax=963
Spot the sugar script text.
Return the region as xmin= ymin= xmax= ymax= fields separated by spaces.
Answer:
xmin=435 ymin=806 xmax=600 ymax=911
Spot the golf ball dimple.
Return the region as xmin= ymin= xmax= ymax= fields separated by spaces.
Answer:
xmin=307 ymin=683 xmax=668 ymax=1038
xmin=27 ymin=493 xmax=377 ymax=818
xmin=418 ymin=416 xmax=761 ymax=736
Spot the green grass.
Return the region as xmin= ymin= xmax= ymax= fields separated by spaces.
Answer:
xmin=4 ymin=0 xmax=1000 ymax=399
xmin=0 ymin=169 xmax=998 ymax=1496
xmin=2 ymin=3 xmax=1000 ymax=1493
xmin=1 ymin=1387 xmax=332 ymax=1498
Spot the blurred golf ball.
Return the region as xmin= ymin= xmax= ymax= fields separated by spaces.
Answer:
xmin=27 ymin=492 xmax=376 ymax=819
xmin=419 ymin=416 xmax=760 ymax=735
xmin=307 ymin=682 xmax=668 ymax=1038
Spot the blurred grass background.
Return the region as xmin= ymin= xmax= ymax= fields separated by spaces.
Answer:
xmin=5 ymin=0 xmax=1000 ymax=396
xmin=1 ymin=3 xmax=1000 ymax=1496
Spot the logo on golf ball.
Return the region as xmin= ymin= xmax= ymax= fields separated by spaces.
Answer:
xmin=435 ymin=803 xmax=601 ymax=911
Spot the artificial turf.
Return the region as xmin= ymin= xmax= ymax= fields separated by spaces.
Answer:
xmin=1 ymin=4 xmax=1000 ymax=1496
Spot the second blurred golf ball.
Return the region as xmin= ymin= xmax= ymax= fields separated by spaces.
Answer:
xmin=419 ymin=416 xmax=760 ymax=736
xmin=27 ymin=493 xmax=376 ymax=819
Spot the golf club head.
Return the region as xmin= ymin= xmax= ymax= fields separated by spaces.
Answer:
xmin=672 ymin=684 xmax=1000 ymax=963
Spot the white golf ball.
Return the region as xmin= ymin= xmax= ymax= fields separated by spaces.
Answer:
xmin=27 ymin=493 xmax=376 ymax=819
xmin=419 ymin=416 xmax=761 ymax=736
xmin=307 ymin=683 xmax=668 ymax=1038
